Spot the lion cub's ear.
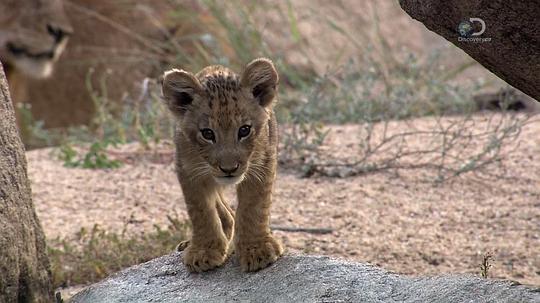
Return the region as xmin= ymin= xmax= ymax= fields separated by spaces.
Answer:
xmin=161 ymin=69 xmax=203 ymax=115
xmin=240 ymin=58 xmax=279 ymax=108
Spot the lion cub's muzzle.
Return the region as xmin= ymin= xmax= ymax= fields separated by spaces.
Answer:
xmin=214 ymin=162 xmax=245 ymax=186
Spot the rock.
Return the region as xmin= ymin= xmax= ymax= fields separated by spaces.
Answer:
xmin=69 ymin=253 xmax=539 ymax=303
xmin=399 ymin=0 xmax=540 ymax=102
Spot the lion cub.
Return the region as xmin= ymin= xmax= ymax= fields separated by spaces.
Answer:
xmin=161 ymin=58 xmax=283 ymax=272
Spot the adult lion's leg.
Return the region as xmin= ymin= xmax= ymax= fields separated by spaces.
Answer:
xmin=179 ymin=178 xmax=229 ymax=272
xmin=234 ymin=162 xmax=283 ymax=272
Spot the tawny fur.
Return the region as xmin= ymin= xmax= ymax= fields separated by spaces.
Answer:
xmin=161 ymin=58 xmax=283 ymax=272
xmin=0 ymin=0 xmax=72 ymax=135
xmin=0 ymin=0 xmax=72 ymax=80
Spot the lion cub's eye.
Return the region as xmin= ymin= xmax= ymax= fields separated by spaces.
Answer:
xmin=200 ymin=128 xmax=215 ymax=142
xmin=238 ymin=125 xmax=251 ymax=140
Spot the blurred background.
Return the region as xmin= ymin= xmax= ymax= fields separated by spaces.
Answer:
xmin=2 ymin=0 xmax=538 ymax=295
xmin=5 ymin=0 xmax=524 ymax=146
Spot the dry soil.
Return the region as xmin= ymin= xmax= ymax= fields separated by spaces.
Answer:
xmin=28 ymin=113 xmax=540 ymax=286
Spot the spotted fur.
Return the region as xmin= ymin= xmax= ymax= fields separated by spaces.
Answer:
xmin=161 ymin=58 xmax=283 ymax=272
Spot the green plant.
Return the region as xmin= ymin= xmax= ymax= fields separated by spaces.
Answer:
xmin=84 ymin=72 xmax=174 ymax=147
xmin=58 ymin=140 xmax=121 ymax=169
xmin=17 ymin=102 xmax=57 ymax=148
xmin=57 ymin=143 xmax=78 ymax=166
xmin=48 ymin=215 xmax=189 ymax=288
xmin=285 ymin=52 xmax=480 ymax=126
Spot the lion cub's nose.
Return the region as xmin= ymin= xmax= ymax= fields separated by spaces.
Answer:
xmin=219 ymin=163 xmax=239 ymax=175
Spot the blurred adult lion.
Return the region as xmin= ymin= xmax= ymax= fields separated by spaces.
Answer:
xmin=18 ymin=0 xmax=201 ymax=129
xmin=0 ymin=0 xmax=72 ymax=79
xmin=0 ymin=0 xmax=72 ymax=121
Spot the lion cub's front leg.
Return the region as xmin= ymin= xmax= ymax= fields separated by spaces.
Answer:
xmin=235 ymin=169 xmax=283 ymax=272
xmin=180 ymin=180 xmax=229 ymax=272
xmin=176 ymin=193 xmax=234 ymax=253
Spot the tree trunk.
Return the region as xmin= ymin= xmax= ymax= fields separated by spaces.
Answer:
xmin=399 ymin=0 xmax=540 ymax=101
xmin=0 ymin=62 xmax=53 ymax=302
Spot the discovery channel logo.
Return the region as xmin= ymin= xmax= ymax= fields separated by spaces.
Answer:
xmin=457 ymin=18 xmax=491 ymax=42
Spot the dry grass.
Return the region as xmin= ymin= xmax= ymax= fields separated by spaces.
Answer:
xmin=48 ymin=216 xmax=188 ymax=289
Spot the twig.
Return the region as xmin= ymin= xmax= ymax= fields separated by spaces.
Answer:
xmin=271 ymin=225 xmax=333 ymax=235
xmin=284 ymin=112 xmax=536 ymax=183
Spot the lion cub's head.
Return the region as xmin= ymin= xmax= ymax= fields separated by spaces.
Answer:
xmin=161 ymin=58 xmax=279 ymax=185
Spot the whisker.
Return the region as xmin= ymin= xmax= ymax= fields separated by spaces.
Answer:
xmin=246 ymin=164 xmax=266 ymax=184
xmin=187 ymin=162 xmax=212 ymax=182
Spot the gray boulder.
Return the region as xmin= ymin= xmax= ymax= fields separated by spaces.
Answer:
xmin=69 ymin=253 xmax=539 ymax=303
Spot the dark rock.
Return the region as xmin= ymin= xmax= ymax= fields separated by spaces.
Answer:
xmin=399 ymin=0 xmax=540 ymax=102
xmin=69 ymin=253 xmax=540 ymax=303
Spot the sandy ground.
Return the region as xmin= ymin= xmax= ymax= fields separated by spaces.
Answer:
xmin=28 ymin=114 xmax=540 ymax=286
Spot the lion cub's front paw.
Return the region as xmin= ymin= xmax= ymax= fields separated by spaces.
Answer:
xmin=236 ymin=236 xmax=284 ymax=272
xmin=182 ymin=240 xmax=228 ymax=272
